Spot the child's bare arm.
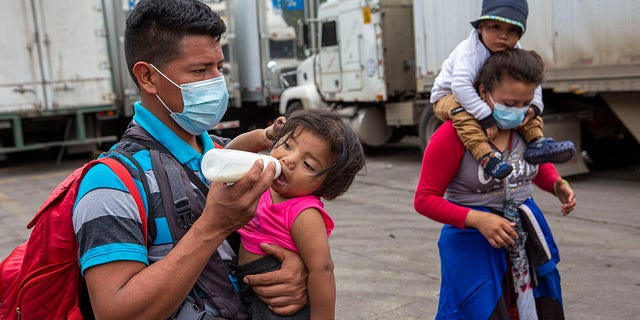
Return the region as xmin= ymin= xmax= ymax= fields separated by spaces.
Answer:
xmin=292 ymin=208 xmax=335 ymax=320
xmin=225 ymin=116 xmax=286 ymax=152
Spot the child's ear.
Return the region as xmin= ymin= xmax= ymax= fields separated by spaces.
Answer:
xmin=478 ymin=84 xmax=488 ymax=102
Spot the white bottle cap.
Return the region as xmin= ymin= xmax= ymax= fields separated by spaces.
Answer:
xmin=201 ymin=149 xmax=281 ymax=183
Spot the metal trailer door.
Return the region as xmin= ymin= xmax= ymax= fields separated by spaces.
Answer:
xmin=0 ymin=0 xmax=45 ymax=113
xmin=206 ymin=0 xmax=242 ymax=109
xmin=234 ymin=0 xmax=269 ymax=104
xmin=413 ymin=0 xmax=480 ymax=93
xmin=0 ymin=0 xmax=114 ymax=114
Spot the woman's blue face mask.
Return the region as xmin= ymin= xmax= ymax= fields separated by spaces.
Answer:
xmin=151 ymin=64 xmax=229 ymax=135
xmin=490 ymin=94 xmax=529 ymax=129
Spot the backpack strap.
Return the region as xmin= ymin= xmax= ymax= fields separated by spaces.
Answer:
xmin=118 ymin=125 xmax=247 ymax=317
xmin=121 ymin=134 xmax=210 ymax=194
xmin=119 ymin=125 xmax=242 ymax=253
xmin=210 ymin=135 xmax=227 ymax=150
xmin=97 ymin=157 xmax=148 ymax=245
xmin=77 ymin=157 xmax=149 ymax=319
xmin=149 ymin=148 xmax=197 ymax=241
xmin=109 ymin=147 xmax=157 ymax=243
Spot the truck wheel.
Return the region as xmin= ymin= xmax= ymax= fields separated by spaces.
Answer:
xmin=285 ymin=101 xmax=304 ymax=117
xmin=350 ymin=108 xmax=393 ymax=147
xmin=0 ymin=140 xmax=6 ymax=162
xmin=418 ymin=104 xmax=442 ymax=152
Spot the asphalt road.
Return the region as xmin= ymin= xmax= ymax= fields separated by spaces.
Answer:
xmin=1 ymin=142 xmax=639 ymax=319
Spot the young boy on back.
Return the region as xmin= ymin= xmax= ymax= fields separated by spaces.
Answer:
xmin=430 ymin=0 xmax=575 ymax=179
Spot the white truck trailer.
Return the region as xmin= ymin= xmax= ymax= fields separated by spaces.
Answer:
xmin=280 ymin=0 xmax=640 ymax=175
xmin=209 ymin=0 xmax=301 ymax=136
xmin=0 ymin=0 xmax=300 ymax=159
xmin=0 ymin=0 xmax=134 ymax=160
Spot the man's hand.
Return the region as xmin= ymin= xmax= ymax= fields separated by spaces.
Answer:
xmin=485 ymin=125 xmax=498 ymax=141
xmin=201 ymin=160 xmax=276 ymax=234
xmin=84 ymin=162 xmax=277 ymax=319
xmin=243 ymin=243 xmax=308 ymax=315
xmin=465 ymin=210 xmax=518 ymax=248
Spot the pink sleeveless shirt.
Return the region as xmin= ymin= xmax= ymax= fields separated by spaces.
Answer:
xmin=238 ymin=190 xmax=334 ymax=255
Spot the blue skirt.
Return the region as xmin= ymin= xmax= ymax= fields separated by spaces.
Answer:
xmin=435 ymin=198 xmax=563 ymax=320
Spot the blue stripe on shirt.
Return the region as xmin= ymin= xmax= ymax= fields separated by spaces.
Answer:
xmin=80 ymin=243 xmax=148 ymax=275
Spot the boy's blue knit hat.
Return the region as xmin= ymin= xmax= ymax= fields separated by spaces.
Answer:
xmin=470 ymin=0 xmax=528 ymax=33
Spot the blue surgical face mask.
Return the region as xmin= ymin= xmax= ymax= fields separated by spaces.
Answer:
xmin=151 ymin=64 xmax=229 ymax=135
xmin=490 ymin=94 xmax=529 ymax=129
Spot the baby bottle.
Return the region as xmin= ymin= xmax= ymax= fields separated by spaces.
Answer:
xmin=201 ymin=149 xmax=281 ymax=183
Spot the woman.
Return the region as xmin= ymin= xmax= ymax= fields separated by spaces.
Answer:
xmin=414 ymin=49 xmax=576 ymax=319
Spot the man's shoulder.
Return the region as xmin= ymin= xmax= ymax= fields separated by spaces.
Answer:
xmin=78 ymin=151 xmax=150 ymax=198
xmin=81 ymin=160 xmax=127 ymax=188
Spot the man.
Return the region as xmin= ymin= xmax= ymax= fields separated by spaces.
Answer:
xmin=73 ymin=0 xmax=307 ymax=318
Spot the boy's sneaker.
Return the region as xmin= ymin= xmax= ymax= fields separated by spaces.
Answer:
xmin=480 ymin=152 xmax=513 ymax=179
xmin=524 ymin=138 xmax=576 ymax=164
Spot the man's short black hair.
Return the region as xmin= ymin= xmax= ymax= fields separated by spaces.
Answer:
xmin=124 ymin=0 xmax=226 ymax=86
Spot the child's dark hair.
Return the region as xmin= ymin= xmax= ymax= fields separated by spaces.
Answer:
xmin=474 ymin=48 xmax=544 ymax=92
xmin=124 ymin=0 xmax=226 ymax=86
xmin=274 ymin=109 xmax=366 ymax=200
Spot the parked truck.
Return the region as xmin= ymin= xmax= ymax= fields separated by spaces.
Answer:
xmin=280 ymin=0 xmax=640 ymax=175
xmin=210 ymin=0 xmax=300 ymax=136
xmin=0 ymin=0 xmax=299 ymax=159
xmin=0 ymin=0 xmax=129 ymax=160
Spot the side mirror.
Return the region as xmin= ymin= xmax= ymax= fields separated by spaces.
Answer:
xmin=303 ymin=23 xmax=310 ymax=49
xmin=297 ymin=19 xmax=310 ymax=54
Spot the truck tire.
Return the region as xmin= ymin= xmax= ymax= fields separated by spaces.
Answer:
xmin=418 ymin=104 xmax=442 ymax=152
xmin=351 ymin=108 xmax=393 ymax=147
xmin=285 ymin=100 xmax=304 ymax=117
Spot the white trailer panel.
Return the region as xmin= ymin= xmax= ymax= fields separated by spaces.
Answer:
xmin=415 ymin=0 xmax=640 ymax=93
xmin=525 ymin=0 xmax=640 ymax=92
xmin=234 ymin=0 xmax=269 ymax=103
xmin=413 ymin=0 xmax=480 ymax=92
xmin=0 ymin=0 xmax=114 ymax=114
xmin=0 ymin=0 xmax=44 ymax=113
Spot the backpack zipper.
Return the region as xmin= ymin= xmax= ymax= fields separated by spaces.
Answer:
xmin=16 ymin=260 xmax=76 ymax=318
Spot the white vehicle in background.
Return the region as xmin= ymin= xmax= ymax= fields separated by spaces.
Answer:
xmin=0 ymin=0 xmax=301 ymax=159
xmin=280 ymin=0 xmax=640 ymax=175
xmin=0 ymin=0 xmax=133 ymax=160
xmin=207 ymin=0 xmax=301 ymax=135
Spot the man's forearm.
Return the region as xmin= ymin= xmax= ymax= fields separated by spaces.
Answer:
xmin=87 ymin=219 xmax=229 ymax=319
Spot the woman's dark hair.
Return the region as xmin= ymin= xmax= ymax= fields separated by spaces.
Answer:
xmin=474 ymin=48 xmax=544 ymax=92
xmin=124 ymin=0 xmax=226 ymax=86
xmin=274 ymin=109 xmax=366 ymax=200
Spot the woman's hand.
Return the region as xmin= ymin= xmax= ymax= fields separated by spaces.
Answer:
xmin=554 ymin=178 xmax=576 ymax=216
xmin=243 ymin=243 xmax=308 ymax=315
xmin=465 ymin=210 xmax=518 ymax=248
